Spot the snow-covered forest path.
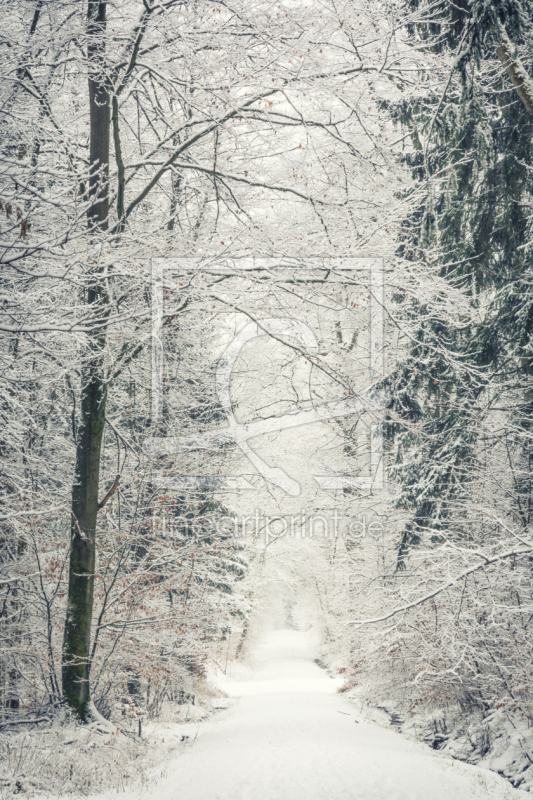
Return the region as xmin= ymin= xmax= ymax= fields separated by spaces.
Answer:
xmin=126 ymin=630 xmax=524 ymax=800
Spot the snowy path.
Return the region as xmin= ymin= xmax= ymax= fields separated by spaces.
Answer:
xmin=133 ymin=631 xmax=524 ymax=800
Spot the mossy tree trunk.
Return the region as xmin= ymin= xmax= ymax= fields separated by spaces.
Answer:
xmin=62 ymin=0 xmax=110 ymax=721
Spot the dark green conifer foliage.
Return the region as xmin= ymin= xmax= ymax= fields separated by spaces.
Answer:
xmin=388 ymin=0 xmax=533 ymax=568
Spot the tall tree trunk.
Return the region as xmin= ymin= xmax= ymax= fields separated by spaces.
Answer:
xmin=62 ymin=0 xmax=110 ymax=720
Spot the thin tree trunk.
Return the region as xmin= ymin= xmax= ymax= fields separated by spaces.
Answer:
xmin=62 ymin=0 xmax=110 ymax=721
xmin=495 ymin=31 xmax=533 ymax=117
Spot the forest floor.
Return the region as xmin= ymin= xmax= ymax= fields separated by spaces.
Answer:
xmin=47 ymin=629 xmax=528 ymax=800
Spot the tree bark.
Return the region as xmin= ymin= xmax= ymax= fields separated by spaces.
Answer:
xmin=495 ymin=32 xmax=533 ymax=117
xmin=62 ymin=0 xmax=110 ymax=721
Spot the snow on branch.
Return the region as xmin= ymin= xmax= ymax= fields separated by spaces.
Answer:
xmin=350 ymin=542 xmax=533 ymax=627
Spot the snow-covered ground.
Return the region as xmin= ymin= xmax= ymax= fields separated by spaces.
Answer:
xmin=378 ymin=701 xmax=533 ymax=794
xmin=73 ymin=629 xmax=527 ymax=800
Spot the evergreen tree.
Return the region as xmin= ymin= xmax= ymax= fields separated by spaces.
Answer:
xmin=389 ymin=0 xmax=533 ymax=567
